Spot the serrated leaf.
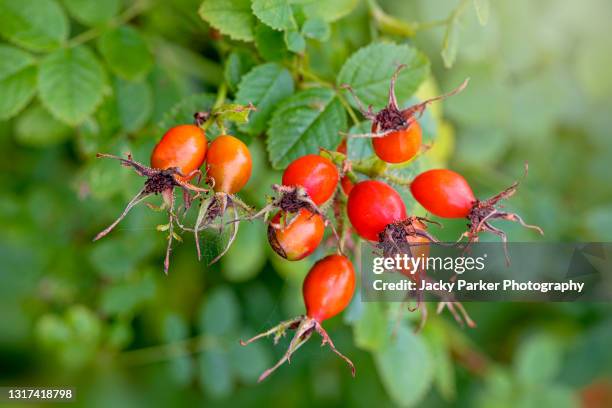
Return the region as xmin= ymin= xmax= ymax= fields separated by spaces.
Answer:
xmin=441 ymin=19 xmax=460 ymax=69
xmin=0 ymin=45 xmax=37 ymax=120
xmin=338 ymin=43 xmax=429 ymax=111
xmin=374 ymin=325 xmax=434 ymax=407
xmin=114 ymin=78 xmax=152 ymax=132
xmin=62 ymin=0 xmax=121 ymax=26
xmin=267 ymin=87 xmax=346 ymax=169
xmin=284 ymin=29 xmax=306 ymax=53
xmin=235 ymin=63 xmax=294 ymax=135
xmin=300 ymin=0 xmax=358 ymax=22
xmin=38 ymin=46 xmax=106 ymax=125
xmin=252 ymin=0 xmax=295 ymax=31
xmin=98 ymin=26 xmax=153 ymax=80
xmin=15 ymin=104 xmax=71 ymax=147
xmin=199 ymin=0 xmax=256 ymax=42
xmin=0 ymin=0 xmax=68 ymax=52
xmin=254 ymin=24 xmax=289 ymax=61
xmin=224 ymin=49 xmax=257 ymax=91
xmin=473 ymin=0 xmax=490 ymax=26
xmin=301 ymin=18 xmax=330 ymax=41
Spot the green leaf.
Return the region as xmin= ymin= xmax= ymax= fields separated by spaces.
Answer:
xmin=267 ymin=87 xmax=346 ymax=169
xmin=514 ymin=334 xmax=562 ymax=385
xmin=301 ymin=18 xmax=330 ymax=41
xmin=338 ymin=43 xmax=429 ymax=111
xmin=254 ymin=24 xmax=290 ymax=61
xmin=157 ymin=93 xmax=216 ymax=130
xmin=252 ymin=0 xmax=295 ymax=31
xmin=353 ymin=302 xmax=388 ymax=351
xmin=199 ymin=350 xmax=233 ymax=398
xmin=284 ymin=29 xmax=306 ymax=53
xmin=235 ymin=63 xmax=294 ymax=135
xmin=300 ymin=0 xmax=358 ymax=22
xmin=15 ymin=104 xmax=72 ymax=147
xmin=38 ymin=46 xmax=106 ymax=125
xmin=62 ymin=0 xmax=121 ymax=26
xmin=0 ymin=0 xmax=68 ymax=52
xmin=199 ymin=286 xmax=240 ymax=336
xmin=224 ymin=49 xmax=257 ymax=91
xmin=0 ymin=45 xmax=37 ymax=120
xmin=441 ymin=19 xmax=460 ymax=69
xmin=98 ymin=26 xmax=153 ymax=80
xmin=114 ymin=78 xmax=153 ymax=133
xmin=199 ymin=0 xmax=256 ymax=42
xmin=473 ymin=0 xmax=490 ymax=26
xmin=347 ymin=121 xmax=374 ymax=160
xmin=374 ymin=324 xmax=434 ymax=407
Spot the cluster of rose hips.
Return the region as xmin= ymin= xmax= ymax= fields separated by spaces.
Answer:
xmin=93 ymin=65 xmax=542 ymax=382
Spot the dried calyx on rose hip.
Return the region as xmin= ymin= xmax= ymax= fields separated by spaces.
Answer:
xmin=251 ymin=154 xmax=339 ymax=221
xmin=377 ymin=217 xmax=476 ymax=331
xmin=410 ymin=164 xmax=543 ymax=263
xmin=241 ymin=254 xmax=356 ymax=382
xmin=189 ymin=134 xmax=254 ymax=264
xmin=93 ymin=124 xmax=209 ymax=274
xmin=247 ymin=154 xmax=341 ymax=247
xmin=342 ymin=64 xmax=469 ymax=164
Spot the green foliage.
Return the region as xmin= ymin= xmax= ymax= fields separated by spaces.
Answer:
xmin=0 ymin=45 xmax=37 ymax=120
xmin=374 ymin=324 xmax=434 ymax=407
xmin=97 ymin=26 xmax=153 ymax=80
xmin=38 ymin=46 xmax=106 ymax=125
xmin=62 ymin=0 xmax=121 ymax=26
xmin=252 ymin=0 xmax=296 ymax=31
xmin=1 ymin=0 xmax=611 ymax=407
xmin=337 ymin=42 xmax=430 ymax=110
xmin=267 ymin=87 xmax=346 ymax=168
xmin=0 ymin=0 xmax=68 ymax=51
xmin=235 ymin=63 xmax=294 ymax=135
xmin=199 ymin=0 xmax=257 ymax=42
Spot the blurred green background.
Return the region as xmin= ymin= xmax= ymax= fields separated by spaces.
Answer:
xmin=1 ymin=0 xmax=612 ymax=407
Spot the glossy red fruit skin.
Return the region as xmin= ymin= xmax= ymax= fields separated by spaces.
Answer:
xmin=206 ymin=135 xmax=252 ymax=194
xmin=303 ymin=254 xmax=355 ymax=322
xmin=282 ymin=155 xmax=339 ymax=205
xmin=150 ymin=124 xmax=207 ymax=178
xmin=372 ymin=121 xmax=422 ymax=164
xmin=410 ymin=169 xmax=476 ymax=218
xmin=347 ymin=180 xmax=407 ymax=241
xmin=268 ymin=209 xmax=324 ymax=261
xmin=336 ymin=140 xmax=354 ymax=195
